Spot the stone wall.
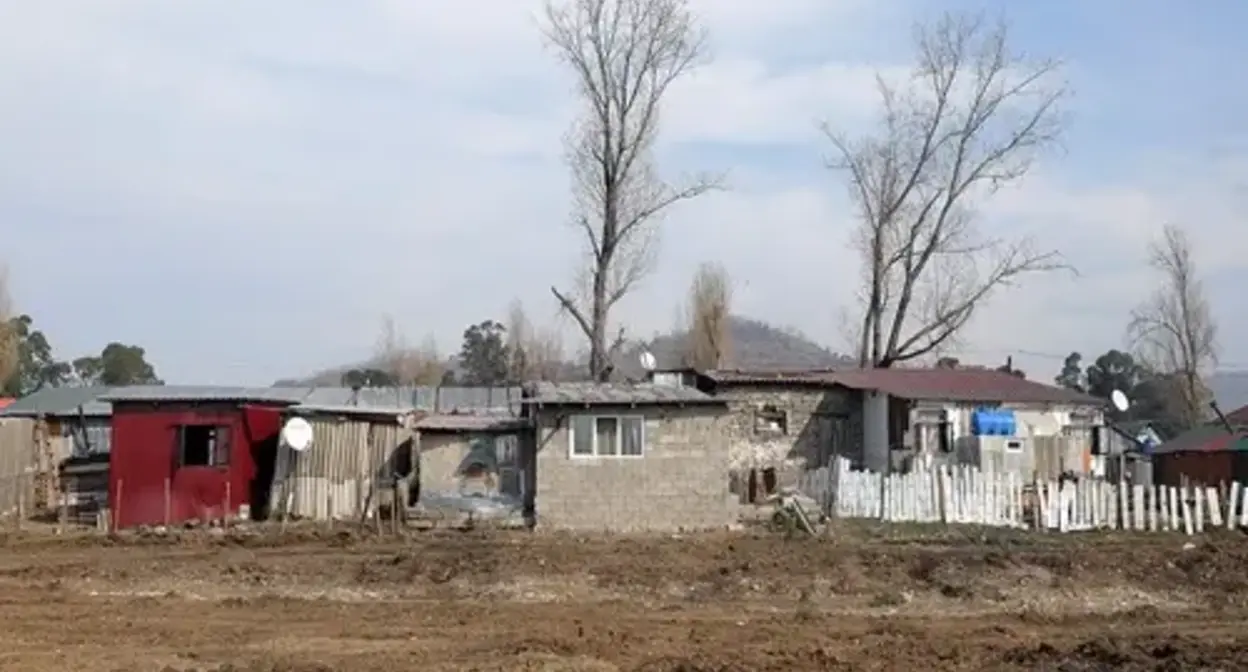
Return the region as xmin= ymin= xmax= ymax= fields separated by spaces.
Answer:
xmin=532 ymin=405 xmax=735 ymax=531
xmin=717 ymin=385 xmax=864 ymax=473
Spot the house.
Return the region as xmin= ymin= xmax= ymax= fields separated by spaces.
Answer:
xmin=520 ymin=381 xmax=734 ymax=531
xmin=1224 ymin=404 xmax=1248 ymax=428
xmin=267 ymin=403 xmax=421 ymax=521
xmin=654 ymin=366 xmax=1106 ymax=489
xmin=824 ymin=368 xmax=1107 ymax=477
xmin=1150 ymin=426 xmax=1248 ymax=488
xmin=101 ymin=386 xmax=307 ymax=528
xmin=0 ymin=385 xmax=113 ymax=517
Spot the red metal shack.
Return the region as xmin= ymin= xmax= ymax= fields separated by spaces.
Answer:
xmin=101 ymin=386 xmax=309 ymax=528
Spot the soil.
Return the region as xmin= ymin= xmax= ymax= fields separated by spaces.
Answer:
xmin=0 ymin=521 xmax=1247 ymax=670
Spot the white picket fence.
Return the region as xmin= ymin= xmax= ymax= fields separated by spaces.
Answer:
xmin=800 ymin=458 xmax=1248 ymax=535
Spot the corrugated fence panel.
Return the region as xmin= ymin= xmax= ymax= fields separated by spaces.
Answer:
xmin=0 ymin=419 xmax=37 ymax=515
xmin=272 ymin=417 xmax=414 ymax=520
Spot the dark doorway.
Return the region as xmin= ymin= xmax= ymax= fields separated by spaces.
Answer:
xmin=249 ymin=435 xmax=278 ymax=521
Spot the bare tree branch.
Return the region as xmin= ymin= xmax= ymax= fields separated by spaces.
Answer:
xmin=506 ymin=299 xmax=568 ymax=382
xmin=824 ymin=13 xmax=1070 ymax=368
xmin=544 ymin=0 xmax=721 ymax=381
xmin=681 ymin=261 xmax=732 ymax=370
xmin=374 ymin=315 xmax=446 ymax=386
xmin=1127 ymin=224 xmax=1219 ymax=429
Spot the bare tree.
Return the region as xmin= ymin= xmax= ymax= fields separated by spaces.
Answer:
xmin=375 ymin=315 xmax=446 ymax=386
xmin=0 ymin=266 xmax=15 ymax=391
xmin=543 ymin=0 xmax=720 ymax=381
xmin=506 ymin=299 xmax=567 ymax=381
xmin=681 ymin=262 xmax=732 ymax=370
xmin=1128 ymin=224 xmax=1218 ymax=429
xmin=824 ymin=13 xmax=1068 ymax=367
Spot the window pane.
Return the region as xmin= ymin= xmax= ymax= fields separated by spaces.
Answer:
xmin=571 ymin=415 xmax=595 ymax=455
xmin=595 ymin=417 xmax=619 ymax=456
xmin=621 ymin=417 xmax=644 ymax=456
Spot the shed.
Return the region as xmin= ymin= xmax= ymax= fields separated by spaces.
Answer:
xmin=101 ymin=386 xmax=307 ymax=528
xmin=267 ymin=403 xmax=420 ymax=521
xmin=521 ymin=382 xmax=733 ymax=531
xmin=414 ymin=413 xmax=530 ymax=505
xmin=0 ymin=386 xmax=113 ymax=516
xmin=1150 ymin=426 xmax=1248 ymax=488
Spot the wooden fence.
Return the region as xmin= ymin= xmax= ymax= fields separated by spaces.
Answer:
xmin=800 ymin=458 xmax=1248 ymax=535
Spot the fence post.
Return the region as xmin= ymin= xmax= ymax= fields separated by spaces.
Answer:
xmin=163 ymin=478 xmax=171 ymax=526
xmin=14 ymin=474 xmax=24 ymax=531
xmin=223 ymin=481 xmax=232 ymax=529
xmin=114 ymin=479 xmax=124 ymax=533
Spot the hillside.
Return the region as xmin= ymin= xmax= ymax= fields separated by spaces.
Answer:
xmin=277 ymin=315 xmax=853 ymax=385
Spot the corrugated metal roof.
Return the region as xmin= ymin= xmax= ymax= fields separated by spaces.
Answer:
xmin=1152 ymin=426 xmax=1248 ymax=454
xmin=523 ymin=381 xmax=723 ymax=406
xmin=1224 ymin=404 xmax=1248 ymax=427
xmin=700 ymin=368 xmax=842 ymax=385
xmin=101 ymin=386 xmax=310 ymax=404
xmin=0 ymin=386 xmax=113 ymax=417
xmin=288 ymin=403 xmax=418 ymax=420
xmin=416 ymin=413 xmax=529 ymax=432
xmin=0 ymin=398 xmax=14 ymax=409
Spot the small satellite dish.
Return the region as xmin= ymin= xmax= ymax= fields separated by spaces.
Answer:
xmin=1110 ymin=389 xmax=1130 ymax=413
xmin=281 ymin=417 xmax=314 ymax=452
xmin=639 ymin=350 xmax=657 ymax=372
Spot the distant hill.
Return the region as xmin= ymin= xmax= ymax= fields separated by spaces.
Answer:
xmin=278 ymin=315 xmax=854 ymax=386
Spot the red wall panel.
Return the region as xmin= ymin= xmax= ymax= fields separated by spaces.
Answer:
xmin=109 ymin=403 xmax=280 ymax=528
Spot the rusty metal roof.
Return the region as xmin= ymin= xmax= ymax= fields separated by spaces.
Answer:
xmin=1152 ymin=426 xmax=1248 ymax=454
xmin=522 ymin=382 xmax=724 ymax=406
xmin=700 ymin=366 xmax=1099 ymax=405
xmin=825 ymin=368 xmax=1101 ymax=405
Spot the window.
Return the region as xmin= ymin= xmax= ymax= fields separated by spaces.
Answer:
xmin=753 ymin=405 xmax=788 ymax=435
xmin=177 ymin=425 xmax=231 ymax=468
xmin=569 ymin=415 xmax=645 ymax=457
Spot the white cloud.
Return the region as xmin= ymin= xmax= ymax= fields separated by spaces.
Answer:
xmin=0 ymin=0 xmax=1242 ymax=384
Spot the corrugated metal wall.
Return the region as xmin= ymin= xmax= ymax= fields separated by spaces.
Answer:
xmin=269 ymin=416 xmax=414 ymax=520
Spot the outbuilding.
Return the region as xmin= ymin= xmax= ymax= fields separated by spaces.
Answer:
xmin=521 ymin=381 xmax=734 ymax=531
xmin=101 ymin=386 xmax=306 ymax=528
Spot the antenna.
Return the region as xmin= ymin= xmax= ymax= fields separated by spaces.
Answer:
xmin=1110 ymin=389 xmax=1130 ymax=413
xmin=639 ymin=350 xmax=657 ymax=372
xmin=280 ymin=417 xmax=314 ymax=452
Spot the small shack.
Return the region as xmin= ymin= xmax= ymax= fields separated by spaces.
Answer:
xmin=1150 ymin=426 xmax=1248 ymax=488
xmin=102 ymin=386 xmax=306 ymax=528
xmin=267 ymin=403 xmax=420 ymax=521
xmin=0 ymin=386 xmax=112 ymax=518
xmin=521 ymin=381 xmax=734 ymax=531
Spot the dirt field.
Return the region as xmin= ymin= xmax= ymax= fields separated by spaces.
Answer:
xmin=0 ymin=522 xmax=1246 ymax=671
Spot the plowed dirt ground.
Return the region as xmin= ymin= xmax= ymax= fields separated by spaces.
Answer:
xmin=0 ymin=522 xmax=1247 ymax=670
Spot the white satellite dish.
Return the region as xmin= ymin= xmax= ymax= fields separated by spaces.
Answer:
xmin=1110 ymin=389 xmax=1130 ymax=413
xmin=639 ymin=350 xmax=657 ymax=372
xmin=281 ymin=417 xmax=314 ymax=452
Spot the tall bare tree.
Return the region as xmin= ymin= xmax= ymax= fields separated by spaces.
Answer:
xmin=543 ymin=0 xmax=720 ymax=381
xmin=681 ymin=262 xmax=732 ymax=370
xmin=0 ymin=266 xmax=15 ymax=391
xmin=506 ymin=299 xmax=567 ymax=381
xmin=824 ymin=13 xmax=1068 ymax=367
xmin=1128 ymin=224 xmax=1218 ymax=429
xmin=375 ymin=315 xmax=446 ymax=386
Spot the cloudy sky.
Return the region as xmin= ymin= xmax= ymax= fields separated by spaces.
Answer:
xmin=1 ymin=0 xmax=1245 ymax=385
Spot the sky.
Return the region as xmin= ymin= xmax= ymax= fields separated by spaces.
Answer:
xmin=0 ymin=0 xmax=1245 ymax=385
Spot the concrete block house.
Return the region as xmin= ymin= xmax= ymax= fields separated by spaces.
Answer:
xmin=653 ymin=367 xmax=1108 ymax=498
xmin=520 ymin=381 xmax=734 ymax=531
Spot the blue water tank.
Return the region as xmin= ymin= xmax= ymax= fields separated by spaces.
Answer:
xmin=971 ymin=408 xmax=1017 ymax=436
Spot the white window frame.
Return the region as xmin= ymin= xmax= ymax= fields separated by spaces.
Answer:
xmin=568 ymin=414 xmax=646 ymax=459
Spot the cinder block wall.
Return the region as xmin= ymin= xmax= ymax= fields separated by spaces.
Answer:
xmin=533 ymin=405 xmax=734 ymax=531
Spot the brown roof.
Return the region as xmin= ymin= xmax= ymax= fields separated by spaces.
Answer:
xmin=704 ymin=366 xmax=1099 ymax=405
xmin=1225 ymin=405 xmax=1248 ymax=427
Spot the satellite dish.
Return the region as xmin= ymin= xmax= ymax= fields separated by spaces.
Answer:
xmin=639 ymin=350 xmax=657 ymax=372
xmin=1110 ymin=389 xmax=1130 ymax=413
xmin=281 ymin=417 xmax=314 ymax=452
